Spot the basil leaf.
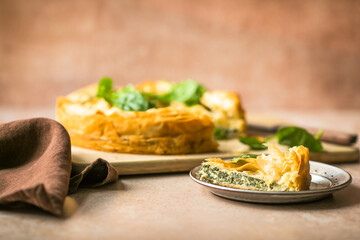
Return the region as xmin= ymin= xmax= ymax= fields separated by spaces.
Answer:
xmin=231 ymin=154 xmax=259 ymax=164
xmin=238 ymin=136 xmax=267 ymax=150
xmin=276 ymin=126 xmax=323 ymax=152
xmin=236 ymin=154 xmax=260 ymax=159
xmin=96 ymin=78 xmax=153 ymax=111
xmin=96 ymin=77 xmax=113 ymax=101
xmin=110 ymin=85 xmax=150 ymax=111
xmin=167 ymin=80 xmax=206 ymax=106
xmin=231 ymin=159 xmax=249 ymax=165
xmin=150 ymin=80 xmax=206 ymax=106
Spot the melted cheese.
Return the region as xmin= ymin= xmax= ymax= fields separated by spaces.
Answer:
xmin=200 ymin=90 xmax=246 ymax=133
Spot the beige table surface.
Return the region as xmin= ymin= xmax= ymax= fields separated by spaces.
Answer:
xmin=0 ymin=108 xmax=359 ymax=240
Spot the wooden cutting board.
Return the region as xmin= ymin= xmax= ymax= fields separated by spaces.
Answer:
xmin=71 ymin=139 xmax=359 ymax=175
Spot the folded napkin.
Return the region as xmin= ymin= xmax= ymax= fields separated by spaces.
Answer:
xmin=0 ymin=118 xmax=118 ymax=216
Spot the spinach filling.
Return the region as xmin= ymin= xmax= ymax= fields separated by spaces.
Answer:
xmin=198 ymin=163 xmax=279 ymax=191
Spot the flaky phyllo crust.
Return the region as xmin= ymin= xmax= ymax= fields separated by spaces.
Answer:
xmin=204 ymin=144 xmax=311 ymax=191
xmin=56 ymin=86 xmax=215 ymax=154
xmin=56 ymin=82 xmax=246 ymax=155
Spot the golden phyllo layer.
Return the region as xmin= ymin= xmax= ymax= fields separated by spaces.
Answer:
xmin=136 ymin=80 xmax=246 ymax=138
xmin=198 ymin=144 xmax=311 ymax=191
xmin=56 ymin=85 xmax=218 ymax=154
xmin=57 ymin=80 xmax=247 ymax=154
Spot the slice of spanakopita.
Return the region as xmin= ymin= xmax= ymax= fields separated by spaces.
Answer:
xmin=198 ymin=144 xmax=311 ymax=191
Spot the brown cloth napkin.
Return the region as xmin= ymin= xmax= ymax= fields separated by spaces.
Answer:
xmin=69 ymin=158 xmax=118 ymax=194
xmin=0 ymin=118 xmax=118 ymax=216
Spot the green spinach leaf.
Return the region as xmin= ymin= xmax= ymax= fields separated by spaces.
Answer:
xmin=167 ymin=80 xmax=206 ymax=106
xmin=96 ymin=78 xmax=153 ymax=111
xmin=238 ymin=136 xmax=267 ymax=150
xmin=231 ymin=154 xmax=259 ymax=164
xmin=110 ymin=85 xmax=151 ymax=111
xmin=96 ymin=77 xmax=113 ymax=101
xmin=214 ymin=127 xmax=227 ymax=140
xmin=235 ymin=153 xmax=260 ymax=159
xmin=276 ymin=126 xmax=323 ymax=152
xmin=149 ymin=80 xmax=206 ymax=106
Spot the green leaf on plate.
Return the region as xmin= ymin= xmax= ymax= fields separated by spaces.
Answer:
xmin=231 ymin=154 xmax=259 ymax=165
xmin=238 ymin=136 xmax=267 ymax=150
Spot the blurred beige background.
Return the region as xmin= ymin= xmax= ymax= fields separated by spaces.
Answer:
xmin=0 ymin=0 xmax=360 ymax=111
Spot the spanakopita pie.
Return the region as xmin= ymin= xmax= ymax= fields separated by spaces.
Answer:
xmin=56 ymin=79 xmax=246 ymax=154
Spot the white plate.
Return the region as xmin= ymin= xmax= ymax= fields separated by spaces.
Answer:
xmin=189 ymin=161 xmax=352 ymax=203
